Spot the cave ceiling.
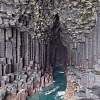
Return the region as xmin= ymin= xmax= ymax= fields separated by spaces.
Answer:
xmin=0 ymin=0 xmax=98 ymax=46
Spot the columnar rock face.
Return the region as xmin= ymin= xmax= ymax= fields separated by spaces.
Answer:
xmin=0 ymin=0 xmax=55 ymax=80
xmin=0 ymin=0 xmax=99 ymax=100
xmin=0 ymin=1 xmax=56 ymax=100
xmin=96 ymin=3 xmax=100 ymax=63
xmin=0 ymin=0 xmax=98 ymax=89
xmin=0 ymin=0 xmax=98 ymax=73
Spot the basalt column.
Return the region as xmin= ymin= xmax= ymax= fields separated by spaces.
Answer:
xmin=33 ymin=37 xmax=36 ymax=67
xmin=46 ymin=40 xmax=50 ymax=68
xmin=6 ymin=29 xmax=12 ymax=73
xmin=20 ymin=32 xmax=25 ymax=67
xmin=17 ymin=29 xmax=22 ymax=71
xmin=28 ymin=34 xmax=32 ymax=63
xmin=41 ymin=39 xmax=45 ymax=75
xmin=11 ymin=27 xmax=17 ymax=72
xmin=35 ymin=38 xmax=39 ymax=64
xmin=88 ymin=37 xmax=93 ymax=69
xmin=5 ymin=28 xmax=11 ymax=74
xmin=77 ymin=43 xmax=82 ymax=66
xmin=93 ymin=27 xmax=98 ymax=65
xmin=96 ymin=5 xmax=100 ymax=63
xmin=24 ymin=32 xmax=29 ymax=66
xmin=0 ymin=29 xmax=6 ymax=75
xmin=0 ymin=29 xmax=5 ymax=58
xmin=30 ymin=35 xmax=33 ymax=61
xmin=43 ymin=40 xmax=47 ymax=72
xmin=38 ymin=38 xmax=41 ymax=72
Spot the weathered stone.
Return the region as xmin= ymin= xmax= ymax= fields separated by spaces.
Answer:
xmin=0 ymin=64 xmax=2 ymax=76
xmin=18 ymin=58 xmax=23 ymax=71
xmin=6 ymin=42 xmax=13 ymax=59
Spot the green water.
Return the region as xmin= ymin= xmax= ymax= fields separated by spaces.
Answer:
xmin=28 ymin=66 xmax=67 ymax=100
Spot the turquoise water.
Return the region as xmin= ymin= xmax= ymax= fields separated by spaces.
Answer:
xmin=28 ymin=66 xmax=67 ymax=100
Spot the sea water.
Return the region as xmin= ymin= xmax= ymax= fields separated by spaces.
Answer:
xmin=28 ymin=66 xmax=67 ymax=100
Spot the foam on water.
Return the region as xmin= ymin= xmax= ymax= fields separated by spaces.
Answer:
xmin=56 ymin=91 xmax=65 ymax=96
xmin=45 ymin=86 xmax=59 ymax=95
xmin=58 ymin=71 xmax=64 ymax=74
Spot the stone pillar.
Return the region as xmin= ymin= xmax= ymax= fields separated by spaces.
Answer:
xmin=82 ymin=43 xmax=85 ymax=67
xmin=93 ymin=28 xmax=98 ymax=64
xmin=39 ymin=39 xmax=42 ymax=69
xmin=91 ymin=33 xmax=94 ymax=68
xmin=35 ymin=38 xmax=39 ymax=64
xmin=24 ymin=32 xmax=29 ymax=65
xmin=0 ymin=64 xmax=2 ymax=76
xmin=96 ymin=5 xmax=100 ymax=62
xmin=6 ymin=41 xmax=13 ymax=59
xmin=44 ymin=41 xmax=48 ymax=70
xmin=17 ymin=29 xmax=21 ymax=65
xmin=19 ymin=58 xmax=23 ymax=71
xmin=30 ymin=36 xmax=33 ymax=61
xmin=75 ymin=47 xmax=78 ymax=66
xmin=76 ymin=43 xmax=81 ymax=66
xmin=12 ymin=28 xmax=17 ymax=71
xmin=47 ymin=40 xmax=50 ymax=66
xmin=88 ymin=37 xmax=93 ymax=69
xmin=6 ymin=29 xmax=13 ymax=59
xmin=84 ymin=37 xmax=89 ymax=69
xmin=79 ymin=42 xmax=86 ymax=68
xmin=79 ymin=43 xmax=83 ymax=66
xmin=33 ymin=37 xmax=36 ymax=67
xmin=43 ymin=40 xmax=46 ymax=70
xmin=28 ymin=34 xmax=31 ymax=62
xmin=0 ymin=29 xmax=5 ymax=58
xmin=8 ymin=59 xmax=11 ymax=73
xmin=83 ymin=38 xmax=87 ymax=68
xmin=72 ymin=48 xmax=77 ymax=66
xmin=41 ymin=39 xmax=44 ymax=68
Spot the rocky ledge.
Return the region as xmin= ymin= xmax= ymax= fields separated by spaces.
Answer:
xmin=0 ymin=65 xmax=53 ymax=100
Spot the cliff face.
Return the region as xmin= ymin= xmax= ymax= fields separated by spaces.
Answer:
xmin=0 ymin=0 xmax=98 ymax=86
xmin=0 ymin=2 xmax=54 ymax=96
xmin=0 ymin=2 xmax=53 ymax=100
xmin=0 ymin=0 xmax=100 ymax=100
xmin=0 ymin=0 xmax=68 ymax=76
xmin=0 ymin=0 xmax=49 ymax=75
